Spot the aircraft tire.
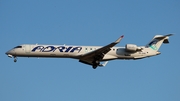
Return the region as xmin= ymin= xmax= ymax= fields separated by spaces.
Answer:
xmin=92 ymin=60 xmax=99 ymax=69
xmin=92 ymin=65 xmax=97 ymax=69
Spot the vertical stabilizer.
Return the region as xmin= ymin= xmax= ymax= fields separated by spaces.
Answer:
xmin=146 ymin=34 xmax=173 ymax=51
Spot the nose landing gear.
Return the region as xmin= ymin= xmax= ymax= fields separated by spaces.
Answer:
xmin=14 ymin=57 xmax=17 ymax=62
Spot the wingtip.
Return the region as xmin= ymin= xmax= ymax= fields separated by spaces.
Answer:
xmin=115 ymin=35 xmax=124 ymax=43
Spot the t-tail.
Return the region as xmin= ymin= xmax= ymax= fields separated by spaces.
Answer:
xmin=146 ymin=34 xmax=173 ymax=51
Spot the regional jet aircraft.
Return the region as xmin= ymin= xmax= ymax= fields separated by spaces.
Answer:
xmin=5 ymin=34 xmax=173 ymax=69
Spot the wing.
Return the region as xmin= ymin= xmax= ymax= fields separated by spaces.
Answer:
xmin=79 ymin=35 xmax=124 ymax=65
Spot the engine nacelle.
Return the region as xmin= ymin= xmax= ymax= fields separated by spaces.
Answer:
xmin=125 ymin=44 xmax=140 ymax=52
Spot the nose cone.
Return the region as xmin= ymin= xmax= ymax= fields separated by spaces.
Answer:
xmin=5 ymin=50 xmax=15 ymax=55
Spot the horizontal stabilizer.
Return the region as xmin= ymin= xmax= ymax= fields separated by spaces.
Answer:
xmin=154 ymin=34 xmax=173 ymax=40
xmin=99 ymin=61 xmax=108 ymax=67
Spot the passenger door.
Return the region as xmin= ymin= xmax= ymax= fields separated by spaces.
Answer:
xmin=25 ymin=45 xmax=31 ymax=53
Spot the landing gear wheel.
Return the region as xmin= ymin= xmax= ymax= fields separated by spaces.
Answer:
xmin=92 ymin=65 xmax=97 ymax=69
xmin=14 ymin=57 xmax=17 ymax=62
xmin=92 ymin=60 xmax=99 ymax=69
xmin=14 ymin=59 xmax=17 ymax=62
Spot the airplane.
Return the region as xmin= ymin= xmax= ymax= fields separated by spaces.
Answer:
xmin=5 ymin=34 xmax=173 ymax=69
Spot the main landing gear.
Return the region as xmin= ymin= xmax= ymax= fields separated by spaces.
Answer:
xmin=92 ymin=60 xmax=100 ymax=69
xmin=92 ymin=65 xmax=98 ymax=69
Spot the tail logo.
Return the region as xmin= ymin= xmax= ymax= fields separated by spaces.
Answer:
xmin=149 ymin=40 xmax=158 ymax=50
xmin=150 ymin=45 xmax=157 ymax=50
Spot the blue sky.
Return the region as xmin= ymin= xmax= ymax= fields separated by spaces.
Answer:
xmin=0 ymin=0 xmax=179 ymax=101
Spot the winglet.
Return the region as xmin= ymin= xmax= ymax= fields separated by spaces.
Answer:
xmin=115 ymin=35 xmax=124 ymax=43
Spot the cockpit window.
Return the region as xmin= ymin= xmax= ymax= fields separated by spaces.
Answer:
xmin=14 ymin=46 xmax=22 ymax=49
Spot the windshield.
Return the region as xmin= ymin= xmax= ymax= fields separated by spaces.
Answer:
xmin=14 ymin=46 xmax=22 ymax=49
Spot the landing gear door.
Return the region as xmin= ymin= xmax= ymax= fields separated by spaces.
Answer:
xmin=25 ymin=45 xmax=31 ymax=53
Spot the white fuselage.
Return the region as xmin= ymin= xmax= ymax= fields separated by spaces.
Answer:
xmin=6 ymin=44 xmax=160 ymax=61
xmin=5 ymin=34 xmax=172 ymax=69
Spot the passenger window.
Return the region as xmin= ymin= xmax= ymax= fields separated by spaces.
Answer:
xmin=85 ymin=48 xmax=88 ymax=52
